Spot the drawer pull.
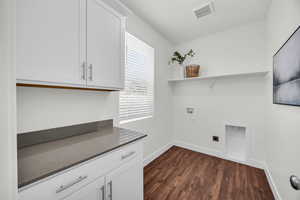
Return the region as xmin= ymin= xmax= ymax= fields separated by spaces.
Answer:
xmin=100 ymin=185 xmax=105 ymax=200
xmin=89 ymin=64 xmax=93 ymax=81
xmin=56 ymin=175 xmax=88 ymax=193
xmin=121 ymin=151 xmax=135 ymax=160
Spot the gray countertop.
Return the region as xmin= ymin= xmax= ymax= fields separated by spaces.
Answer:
xmin=18 ymin=121 xmax=146 ymax=188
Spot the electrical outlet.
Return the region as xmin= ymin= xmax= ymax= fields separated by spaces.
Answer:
xmin=212 ymin=136 xmax=219 ymax=142
xmin=186 ymin=107 xmax=194 ymax=114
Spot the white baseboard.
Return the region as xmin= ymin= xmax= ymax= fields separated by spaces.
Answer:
xmin=264 ymin=164 xmax=282 ymax=200
xmin=143 ymin=143 xmax=173 ymax=167
xmin=173 ymin=140 xmax=265 ymax=169
xmin=173 ymin=140 xmax=222 ymax=158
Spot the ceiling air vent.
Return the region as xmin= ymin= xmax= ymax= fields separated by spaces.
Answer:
xmin=193 ymin=1 xmax=215 ymax=19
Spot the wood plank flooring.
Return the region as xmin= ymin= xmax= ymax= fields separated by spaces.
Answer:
xmin=144 ymin=146 xmax=274 ymax=200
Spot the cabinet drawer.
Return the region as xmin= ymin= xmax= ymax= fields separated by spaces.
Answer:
xmin=19 ymin=155 xmax=109 ymax=200
xmin=95 ymin=141 xmax=142 ymax=175
xmin=116 ymin=142 xmax=142 ymax=164
xmin=18 ymin=141 xmax=143 ymax=200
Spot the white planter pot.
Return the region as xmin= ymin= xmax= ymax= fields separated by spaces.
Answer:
xmin=172 ymin=65 xmax=185 ymax=79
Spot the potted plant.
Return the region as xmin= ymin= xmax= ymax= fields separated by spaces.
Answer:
xmin=169 ymin=49 xmax=195 ymax=65
xmin=169 ymin=50 xmax=199 ymax=78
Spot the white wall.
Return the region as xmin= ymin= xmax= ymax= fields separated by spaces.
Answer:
xmin=171 ymin=21 xmax=268 ymax=166
xmin=17 ymin=88 xmax=118 ymax=133
xmin=17 ymin=12 xmax=173 ymax=159
xmin=266 ymin=0 xmax=300 ymax=199
xmin=0 ymin=0 xmax=17 ymax=199
xmin=175 ymin=21 xmax=267 ymax=75
xmin=119 ymin=14 xmax=173 ymax=158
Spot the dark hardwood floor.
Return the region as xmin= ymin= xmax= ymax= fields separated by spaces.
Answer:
xmin=144 ymin=146 xmax=274 ymax=200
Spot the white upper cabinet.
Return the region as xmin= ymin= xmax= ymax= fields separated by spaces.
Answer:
xmin=86 ymin=0 xmax=125 ymax=90
xmin=16 ymin=0 xmax=86 ymax=87
xmin=16 ymin=0 xmax=126 ymax=90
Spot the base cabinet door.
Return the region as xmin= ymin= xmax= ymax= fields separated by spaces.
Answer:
xmin=105 ymin=159 xmax=142 ymax=200
xmin=63 ymin=177 xmax=105 ymax=200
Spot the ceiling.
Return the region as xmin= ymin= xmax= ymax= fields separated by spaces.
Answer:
xmin=120 ymin=0 xmax=271 ymax=45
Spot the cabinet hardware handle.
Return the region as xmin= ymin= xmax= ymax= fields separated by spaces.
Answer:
xmin=125 ymin=45 xmax=128 ymax=65
xmin=82 ymin=62 xmax=86 ymax=80
xmin=100 ymin=185 xmax=105 ymax=200
xmin=121 ymin=151 xmax=135 ymax=160
xmin=108 ymin=181 xmax=112 ymax=200
xmin=89 ymin=64 xmax=93 ymax=81
xmin=56 ymin=175 xmax=88 ymax=193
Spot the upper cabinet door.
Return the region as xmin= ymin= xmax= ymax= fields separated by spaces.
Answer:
xmin=16 ymin=0 xmax=86 ymax=87
xmin=86 ymin=0 xmax=125 ymax=90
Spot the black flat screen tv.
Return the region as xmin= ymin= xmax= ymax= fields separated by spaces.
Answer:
xmin=273 ymin=26 xmax=300 ymax=106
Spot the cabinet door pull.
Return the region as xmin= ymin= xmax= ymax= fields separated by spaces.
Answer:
xmin=100 ymin=185 xmax=105 ymax=200
xmin=121 ymin=151 xmax=135 ymax=160
xmin=56 ymin=175 xmax=88 ymax=193
xmin=82 ymin=62 xmax=86 ymax=80
xmin=107 ymin=181 xmax=112 ymax=200
xmin=89 ymin=64 xmax=93 ymax=81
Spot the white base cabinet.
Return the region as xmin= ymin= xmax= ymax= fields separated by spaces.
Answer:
xmin=16 ymin=0 xmax=126 ymax=90
xmin=18 ymin=141 xmax=144 ymax=200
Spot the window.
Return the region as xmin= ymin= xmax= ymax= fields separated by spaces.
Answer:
xmin=119 ymin=33 xmax=154 ymax=123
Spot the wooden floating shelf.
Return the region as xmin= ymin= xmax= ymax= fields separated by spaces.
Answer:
xmin=168 ymin=71 xmax=269 ymax=82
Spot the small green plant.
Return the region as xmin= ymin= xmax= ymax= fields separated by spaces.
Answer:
xmin=169 ymin=49 xmax=195 ymax=65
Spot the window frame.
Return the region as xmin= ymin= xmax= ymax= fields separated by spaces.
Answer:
xmin=118 ymin=32 xmax=156 ymax=125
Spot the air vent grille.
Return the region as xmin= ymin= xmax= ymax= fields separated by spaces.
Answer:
xmin=193 ymin=2 xmax=215 ymax=19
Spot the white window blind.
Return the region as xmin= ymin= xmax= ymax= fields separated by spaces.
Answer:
xmin=119 ymin=33 xmax=154 ymax=123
